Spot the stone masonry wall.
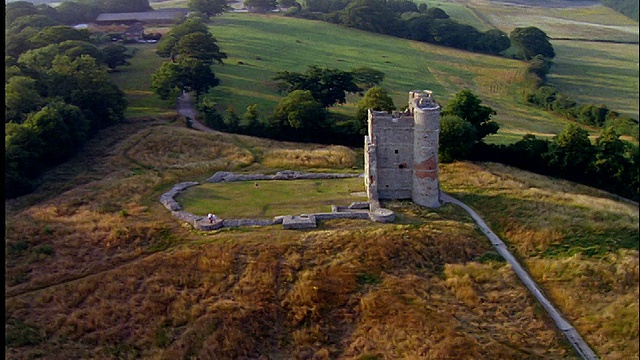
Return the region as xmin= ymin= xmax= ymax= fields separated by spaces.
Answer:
xmin=160 ymin=171 xmax=394 ymax=231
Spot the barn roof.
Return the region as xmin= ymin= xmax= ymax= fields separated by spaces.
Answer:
xmin=96 ymin=10 xmax=186 ymax=22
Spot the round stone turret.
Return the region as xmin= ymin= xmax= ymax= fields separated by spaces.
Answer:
xmin=410 ymin=90 xmax=441 ymax=208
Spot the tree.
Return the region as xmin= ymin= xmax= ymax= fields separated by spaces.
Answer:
xmin=339 ymin=0 xmax=398 ymax=34
xmin=350 ymin=66 xmax=385 ymax=90
xmin=510 ymin=26 xmax=555 ymax=60
xmin=175 ymin=32 xmax=227 ymax=64
xmin=5 ymin=1 xmax=39 ymax=26
xmin=354 ymin=86 xmax=395 ymax=133
xmin=438 ymin=115 xmax=477 ymax=162
xmin=425 ymin=7 xmax=448 ymax=19
xmin=505 ymin=134 xmax=549 ymax=172
xmin=224 ymin=107 xmax=241 ymax=131
xmin=59 ymin=40 xmax=104 ymax=63
xmin=474 ymin=29 xmax=510 ymax=55
xmin=278 ymin=0 xmax=299 ymax=8
xmin=9 ymin=14 xmax=60 ymax=33
xmin=441 ymin=89 xmax=498 ymax=142
xmin=101 ymin=44 xmax=134 ymax=70
xmin=407 ymin=15 xmax=435 ymax=42
xmin=5 ymin=27 xmax=38 ymax=58
xmin=152 ymin=59 xmax=220 ymax=100
xmin=5 ymin=76 xmax=44 ymax=124
xmin=55 ymin=1 xmax=102 ymax=24
xmin=30 ymin=26 xmax=92 ymax=47
xmin=188 ymin=0 xmax=229 ymax=17
xmin=430 ymin=19 xmax=480 ymax=50
xmin=244 ymin=0 xmax=277 ymax=12
xmin=271 ymin=90 xmax=325 ymax=131
xmin=577 ymin=104 xmax=609 ymax=127
xmin=156 ymin=17 xmax=211 ymax=60
xmin=544 ymin=124 xmax=595 ymax=177
xmin=23 ymin=104 xmax=74 ymax=163
xmin=5 ymin=122 xmax=44 ymax=197
xmin=273 ymin=66 xmax=361 ymax=108
xmin=593 ymin=127 xmax=629 ymax=182
xmin=17 ymin=44 xmax=62 ymax=73
xmin=48 ymin=55 xmax=127 ymax=129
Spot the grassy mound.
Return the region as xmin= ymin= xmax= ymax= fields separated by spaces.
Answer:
xmin=5 ymin=115 xmax=637 ymax=358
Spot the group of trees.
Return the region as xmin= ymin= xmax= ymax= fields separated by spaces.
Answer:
xmin=6 ymin=0 xmax=152 ymax=26
xmin=284 ymin=0 xmax=511 ymax=55
xmin=151 ymin=16 xmax=227 ymax=100
xmin=5 ymin=3 xmax=129 ymax=198
xmin=471 ymin=126 xmax=639 ymax=201
xmin=515 ymin=31 xmax=638 ymax=140
xmin=196 ymin=65 xmax=387 ymax=142
xmin=438 ymin=90 xmax=638 ymax=201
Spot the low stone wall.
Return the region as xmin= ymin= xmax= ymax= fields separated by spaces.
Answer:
xmin=160 ymin=182 xmax=199 ymax=211
xmin=160 ymin=171 xmax=396 ymax=230
xmin=207 ymin=170 xmax=361 ymax=183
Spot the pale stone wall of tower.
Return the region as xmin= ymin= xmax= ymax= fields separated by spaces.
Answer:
xmin=365 ymin=90 xmax=441 ymax=209
xmin=367 ymin=110 xmax=414 ymax=200
xmin=410 ymin=91 xmax=441 ymax=208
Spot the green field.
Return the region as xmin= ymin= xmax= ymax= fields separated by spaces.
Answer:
xmin=114 ymin=8 xmax=638 ymax=143
xmin=462 ymin=0 xmax=639 ymax=119
xmin=178 ymin=177 xmax=367 ymax=218
xmin=470 ymin=0 xmax=639 ymax=42
xmin=549 ymin=40 xmax=639 ymax=117
xmin=109 ymin=44 xmax=176 ymax=118
xmin=203 ymin=13 xmax=582 ymax=143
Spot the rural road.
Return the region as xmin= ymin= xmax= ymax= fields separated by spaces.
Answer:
xmin=176 ymin=91 xmax=220 ymax=134
xmin=441 ymin=193 xmax=599 ymax=360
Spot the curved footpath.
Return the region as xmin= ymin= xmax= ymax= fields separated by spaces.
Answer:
xmin=441 ymin=193 xmax=599 ymax=360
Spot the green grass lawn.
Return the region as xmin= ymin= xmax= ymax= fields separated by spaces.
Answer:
xmin=177 ymin=177 xmax=367 ymax=218
xmin=109 ymin=44 xmax=176 ymax=118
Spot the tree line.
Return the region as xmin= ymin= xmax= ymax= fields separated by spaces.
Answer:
xmin=439 ymin=90 xmax=639 ymax=202
xmin=5 ymin=2 xmax=131 ymax=198
xmin=5 ymin=0 xmax=152 ymax=26
xmin=520 ymin=52 xmax=638 ymax=140
xmin=282 ymin=0 xmax=513 ymax=55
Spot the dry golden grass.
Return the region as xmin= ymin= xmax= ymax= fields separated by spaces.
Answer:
xmin=526 ymin=251 xmax=639 ymax=360
xmin=5 ymin=116 xmax=635 ymax=359
xmin=439 ymin=161 xmax=639 ymax=359
xmin=5 ymin=213 xmax=577 ymax=359
xmin=262 ymin=146 xmax=358 ymax=170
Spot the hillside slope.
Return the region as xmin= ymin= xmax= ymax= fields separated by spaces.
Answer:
xmin=5 ymin=115 xmax=638 ymax=359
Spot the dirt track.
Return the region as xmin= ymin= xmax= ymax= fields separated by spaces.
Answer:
xmin=176 ymin=91 xmax=220 ymax=134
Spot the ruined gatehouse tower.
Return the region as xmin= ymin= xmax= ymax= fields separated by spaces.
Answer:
xmin=364 ymin=90 xmax=441 ymax=208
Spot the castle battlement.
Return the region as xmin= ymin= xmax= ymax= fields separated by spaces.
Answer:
xmin=364 ymin=90 xmax=441 ymax=208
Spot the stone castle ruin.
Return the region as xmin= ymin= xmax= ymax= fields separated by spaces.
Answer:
xmin=162 ymin=89 xmax=441 ymax=230
xmin=365 ymin=90 xmax=442 ymax=208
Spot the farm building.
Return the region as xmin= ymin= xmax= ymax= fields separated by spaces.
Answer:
xmin=95 ymin=9 xmax=188 ymax=25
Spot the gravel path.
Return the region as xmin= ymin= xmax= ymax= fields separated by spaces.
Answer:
xmin=441 ymin=193 xmax=599 ymax=360
xmin=176 ymin=91 xmax=220 ymax=134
